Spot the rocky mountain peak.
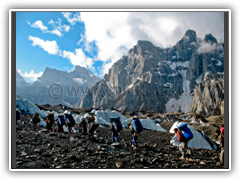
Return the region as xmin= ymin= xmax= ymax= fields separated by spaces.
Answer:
xmin=185 ymin=29 xmax=196 ymax=36
xmin=183 ymin=29 xmax=197 ymax=42
xmin=204 ymin=34 xmax=218 ymax=44
xmin=75 ymin=29 xmax=224 ymax=114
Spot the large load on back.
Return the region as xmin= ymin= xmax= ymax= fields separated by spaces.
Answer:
xmin=131 ymin=117 xmax=143 ymax=133
xmin=65 ymin=113 xmax=75 ymax=126
xmin=58 ymin=114 xmax=66 ymax=125
xmin=46 ymin=112 xmax=55 ymax=124
xmin=178 ymin=123 xmax=194 ymax=141
xmin=86 ymin=115 xmax=95 ymax=123
xmin=86 ymin=115 xmax=98 ymax=134
xmin=111 ymin=116 xmax=123 ymax=132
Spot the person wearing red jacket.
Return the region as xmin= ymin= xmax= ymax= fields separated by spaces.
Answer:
xmin=172 ymin=128 xmax=188 ymax=160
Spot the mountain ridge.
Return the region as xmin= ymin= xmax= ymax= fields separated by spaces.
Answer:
xmin=74 ymin=29 xmax=224 ymax=113
xmin=16 ymin=65 xmax=100 ymax=106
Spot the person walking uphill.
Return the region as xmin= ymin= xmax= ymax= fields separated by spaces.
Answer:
xmin=45 ymin=112 xmax=55 ymax=131
xmin=56 ymin=114 xmax=66 ymax=133
xmin=172 ymin=128 xmax=188 ymax=160
xmin=79 ymin=117 xmax=87 ymax=135
xmin=110 ymin=117 xmax=122 ymax=143
xmin=32 ymin=112 xmax=41 ymax=129
xmin=65 ymin=112 xmax=75 ymax=134
xmin=216 ymin=129 xmax=224 ymax=166
xmin=128 ymin=116 xmax=143 ymax=150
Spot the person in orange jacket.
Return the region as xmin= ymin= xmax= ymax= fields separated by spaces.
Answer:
xmin=172 ymin=128 xmax=188 ymax=160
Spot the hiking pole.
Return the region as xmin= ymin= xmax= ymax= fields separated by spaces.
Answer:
xmin=170 ymin=140 xmax=177 ymax=145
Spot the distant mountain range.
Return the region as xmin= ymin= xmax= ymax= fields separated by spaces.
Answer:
xmin=16 ymin=66 xmax=100 ymax=106
xmin=73 ymin=29 xmax=224 ymax=113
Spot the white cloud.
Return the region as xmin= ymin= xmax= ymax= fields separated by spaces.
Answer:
xmin=63 ymin=24 xmax=70 ymax=32
xmin=62 ymin=12 xmax=81 ymax=26
xmin=31 ymin=20 xmax=48 ymax=31
xmin=29 ymin=19 xmax=70 ymax=37
xmin=197 ymin=41 xmax=223 ymax=54
xmin=17 ymin=69 xmax=43 ymax=82
xmin=61 ymin=48 xmax=94 ymax=68
xmin=80 ymin=12 xmax=134 ymax=76
xmin=28 ymin=36 xmax=61 ymax=55
xmin=48 ymin=18 xmax=71 ymax=35
xmin=78 ymin=12 xmax=224 ymax=77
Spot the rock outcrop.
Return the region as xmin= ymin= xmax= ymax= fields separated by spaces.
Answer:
xmin=191 ymin=73 xmax=224 ymax=117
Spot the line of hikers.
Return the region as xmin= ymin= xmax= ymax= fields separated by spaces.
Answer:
xmin=16 ymin=109 xmax=224 ymax=164
xmin=16 ymin=109 xmax=144 ymax=150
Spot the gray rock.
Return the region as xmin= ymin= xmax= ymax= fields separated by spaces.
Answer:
xmin=75 ymin=30 xmax=224 ymax=114
xmin=111 ymin=142 xmax=121 ymax=147
xmin=191 ymin=73 xmax=224 ymax=116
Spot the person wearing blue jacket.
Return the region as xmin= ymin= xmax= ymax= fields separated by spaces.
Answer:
xmin=110 ymin=118 xmax=120 ymax=143
xmin=65 ymin=112 xmax=75 ymax=134
xmin=128 ymin=116 xmax=139 ymax=150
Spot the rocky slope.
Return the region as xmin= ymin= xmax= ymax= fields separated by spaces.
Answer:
xmin=75 ymin=29 xmax=224 ymax=113
xmin=17 ymin=66 xmax=100 ymax=106
xmin=191 ymin=72 xmax=224 ymax=117
xmin=15 ymin=114 xmax=224 ymax=169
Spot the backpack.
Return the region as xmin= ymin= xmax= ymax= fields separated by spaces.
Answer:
xmin=111 ymin=116 xmax=123 ymax=132
xmin=88 ymin=122 xmax=99 ymax=134
xmin=33 ymin=113 xmax=40 ymax=124
xmin=65 ymin=114 xmax=75 ymax=126
xmin=178 ymin=123 xmax=194 ymax=141
xmin=131 ymin=118 xmax=143 ymax=133
xmin=47 ymin=114 xmax=55 ymax=124
xmin=86 ymin=116 xmax=95 ymax=123
xmin=58 ymin=115 xmax=66 ymax=125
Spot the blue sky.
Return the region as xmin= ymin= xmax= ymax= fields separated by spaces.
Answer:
xmin=16 ymin=12 xmax=103 ymax=82
xmin=16 ymin=11 xmax=224 ymax=83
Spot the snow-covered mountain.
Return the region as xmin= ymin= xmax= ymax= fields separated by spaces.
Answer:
xmin=16 ymin=66 xmax=100 ymax=106
xmin=75 ymin=29 xmax=224 ymax=113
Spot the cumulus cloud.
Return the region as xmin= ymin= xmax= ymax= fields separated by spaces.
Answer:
xmin=80 ymin=12 xmax=135 ymax=76
xmin=78 ymin=11 xmax=224 ymax=77
xmin=28 ymin=35 xmax=94 ymax=70
xmin=61 ymin=48 xmax=94 ymax=68
xmin=31 ymin=20 xmax=48 ymax=31
xmin=28 ymin=36 xmax=61 ymax=55
xmin=62 ymin=12 xmax=81 ymax=26
xmin=48 ymin=18 xmax=71 ymax=35
xmin=29 ymin=19 xmax=70 ymax=37
xmin=17 ymin=69 xmax=43 ymax=82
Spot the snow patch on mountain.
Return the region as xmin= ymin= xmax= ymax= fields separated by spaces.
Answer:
xmin=165 ymin=69 xmax=193 ymax=113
